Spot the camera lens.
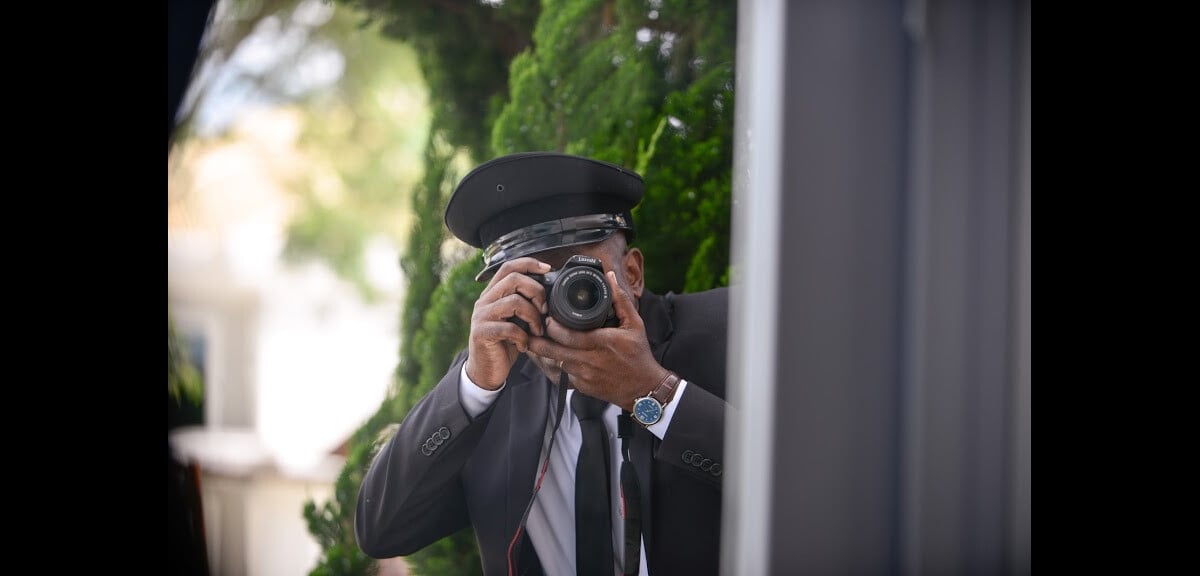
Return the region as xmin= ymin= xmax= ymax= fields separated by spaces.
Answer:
xmin=547 ymin=266 xmax=612 ymax=331
xmin=566 ymin=278 xmax=600 ymax=310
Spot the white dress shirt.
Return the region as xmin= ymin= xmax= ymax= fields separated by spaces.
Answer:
xmin=459 ymin=363 xmax=688 ymax=576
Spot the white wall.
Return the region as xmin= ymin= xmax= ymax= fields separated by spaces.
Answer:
xmin=199 ymin=461 xmax=339 ymax=576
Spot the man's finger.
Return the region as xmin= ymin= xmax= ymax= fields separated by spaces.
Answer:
xmin=527 ymin=336 xmax=573 ymax=364
xmin=543 ymin=318 xmax=591 ymax=349
xmin=484 ymin=293 xmax=544 ymax=336
xmin=606 ymin=270 xmax=640 ymax=328
xmin=486 ymin=257 xmax=552 ymax=292
xmin=477 ymin=321 xmax=530 ymax=352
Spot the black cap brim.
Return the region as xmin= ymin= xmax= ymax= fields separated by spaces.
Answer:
xmin=444 ymin=152 xmax=644 ymax=280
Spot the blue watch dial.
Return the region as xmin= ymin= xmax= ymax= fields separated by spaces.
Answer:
xmin=633 ymin=397 xmax=663 ymax=425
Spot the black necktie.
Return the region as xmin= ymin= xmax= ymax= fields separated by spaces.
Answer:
xmin=573 ymin=391 xmax=613 ymax=576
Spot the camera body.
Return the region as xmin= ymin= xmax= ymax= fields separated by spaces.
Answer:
xmin=514 ymin=254 xmax=618 ymax=333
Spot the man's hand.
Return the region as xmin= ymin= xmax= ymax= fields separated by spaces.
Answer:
xmin=466 ymin=257 xmax=551 ymax=390
xmin=528 ymin=269 xmax=669 ymax=411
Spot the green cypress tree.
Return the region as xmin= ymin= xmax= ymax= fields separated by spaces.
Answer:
xmin=492 ymin=0 xmax=736 ymax=292
xmin=308 ymin=2 xmax=735 ymax=574
xmin=304 ymin=131 xmax=465 ymax=576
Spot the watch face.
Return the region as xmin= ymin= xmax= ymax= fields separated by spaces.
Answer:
xmin=633 ymin=397 xmax=663 ymax=425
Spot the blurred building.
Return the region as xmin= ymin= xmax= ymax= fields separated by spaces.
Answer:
xmin=168 ymin=111 xmax=401 ymax=576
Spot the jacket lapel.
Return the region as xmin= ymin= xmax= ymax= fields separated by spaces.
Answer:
xmin=505 ymin=358 xmax=553 ymax=539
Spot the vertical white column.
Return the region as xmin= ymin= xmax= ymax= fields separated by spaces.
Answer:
xmin=724 ymin=0 xmax=785 ymax=574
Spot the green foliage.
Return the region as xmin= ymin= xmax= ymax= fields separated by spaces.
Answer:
xmin=310 ymin=1 xmax=737 ymax=574
xmin=176 ymin=1 xmax=432 ymax=302
xmin=413 ymin=258 xmax=487 ymax=399
xmin=395 ymin=258 xmax=485 ymax=576
xmin=338 ymin=0 xmax=542 ymax=157
xmin=303 ymin=435 xmax=380 ymax=576
xmin=492 ymin=0 xmax=661 ymax=164
xmin=168 ymin=308 xmax=204 ymax=417
xmin=278 ymin=9 xmax=431 ymax=302
xmin=402 ymin=526 xmax=482 ymax=576
xmin=303 ymin=129 xmax=465 ymax=576
xmin=493 ymin=0 xmax=737 ymax=293
xmin=285 ymin=204 xmax=373 ymax=295
xmin=396 ymin=134 xmax=457 ymax=398
xmin=304 ymin=385 xmax=442 ymax=575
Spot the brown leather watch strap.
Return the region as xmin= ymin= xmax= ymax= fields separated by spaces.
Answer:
xmin=649 ymin=371 xmax=682 ymax=407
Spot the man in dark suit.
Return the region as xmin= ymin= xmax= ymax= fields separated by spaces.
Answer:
xmin=355 ymin=152 xmax=729 ymax=576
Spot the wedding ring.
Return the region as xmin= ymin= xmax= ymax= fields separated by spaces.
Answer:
xmin=557 ymin=359 xmax=565 ymax=370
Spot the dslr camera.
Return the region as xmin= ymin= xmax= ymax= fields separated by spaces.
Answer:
xmin=512 ymin=254 xmax=618 ymax=333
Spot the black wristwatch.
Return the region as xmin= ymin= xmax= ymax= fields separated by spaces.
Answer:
xmin=632 ymin=372 xmax=682 ymax=427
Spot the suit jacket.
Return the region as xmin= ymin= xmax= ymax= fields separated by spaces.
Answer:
xmin=356 ymin=288 xmax=730 ymax=575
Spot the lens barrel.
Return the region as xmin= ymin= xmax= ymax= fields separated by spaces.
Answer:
xmin=547 ymin=265 xmax=612 ymax=330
